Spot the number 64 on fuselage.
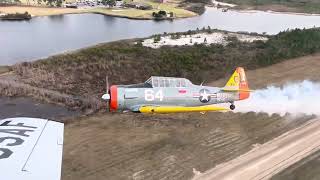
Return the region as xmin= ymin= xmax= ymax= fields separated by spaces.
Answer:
xmin=102 ymin=67 xmax=251 ymax=113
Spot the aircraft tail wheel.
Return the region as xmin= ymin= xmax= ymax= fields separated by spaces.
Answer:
xmin=230 ymin=104 xmax=235 ymax=110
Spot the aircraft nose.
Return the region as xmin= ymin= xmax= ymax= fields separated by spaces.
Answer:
xmin=109 ymin=85 xmax=118 ymax=111
xmin=102 ymin=94 xmax=110 ymax=100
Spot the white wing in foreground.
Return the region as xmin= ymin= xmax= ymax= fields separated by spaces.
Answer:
xmin=0 ymin=118 xmax=64 ymax=180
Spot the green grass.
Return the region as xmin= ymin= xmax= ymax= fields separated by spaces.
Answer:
xmin=88 ymin=2 xmax=196 ymax=19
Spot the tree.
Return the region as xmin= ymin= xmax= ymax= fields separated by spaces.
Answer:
xmin=37 ymin=0 xmax=62 ymax=6
xmin=102 ymin=0 xmax=115 ymax=7
xmin=158 ymin=10 xmax=167 ymax=16
xmin=153 ymin=35 xmax=161 ymax=43
xmin=0 ymin=0 xmax=21 ymax=3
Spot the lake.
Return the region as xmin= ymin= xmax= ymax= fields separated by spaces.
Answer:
xmin=1 ymin=7 xmax=320 ymax=65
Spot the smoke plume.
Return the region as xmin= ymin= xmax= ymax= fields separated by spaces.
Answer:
xmin=235 ymin=80 xmax=320 ymax=116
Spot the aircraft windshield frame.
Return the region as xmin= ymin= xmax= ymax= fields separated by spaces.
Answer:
xmin=146 ymin=76 xmax=192 ymax=88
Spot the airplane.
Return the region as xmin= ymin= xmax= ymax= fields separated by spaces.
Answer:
xmin=102 ymin=67 xmax=251 ymax=113
xmin=0 ymin=117 xmax=64 ymax=180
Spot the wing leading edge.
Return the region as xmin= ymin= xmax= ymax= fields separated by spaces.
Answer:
xmin=0 ymin=118 xmax=64 ymax=180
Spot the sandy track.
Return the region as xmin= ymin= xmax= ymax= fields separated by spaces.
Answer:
xmin=193 ymin=118 xmax=320 ymax=180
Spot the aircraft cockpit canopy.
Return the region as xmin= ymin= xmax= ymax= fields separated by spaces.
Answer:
xmin=145 ymin=76 xmax=193 ymax=88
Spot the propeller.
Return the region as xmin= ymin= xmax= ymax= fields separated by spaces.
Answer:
xmin=102 ymin=76 xmax=111 ymax=101
xmin=200 ymin=80 xmax=205 ymax=86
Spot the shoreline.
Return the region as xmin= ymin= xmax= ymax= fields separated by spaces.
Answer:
xmin=3 ymin=29 xmax=266 ymax=66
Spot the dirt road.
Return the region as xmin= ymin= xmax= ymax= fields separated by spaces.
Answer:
xmin=193 ymin=118 xmax=320 ymax=180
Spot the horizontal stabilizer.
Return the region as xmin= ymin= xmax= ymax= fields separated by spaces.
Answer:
xmin=139 ymin=105 xmax=228 ymax=113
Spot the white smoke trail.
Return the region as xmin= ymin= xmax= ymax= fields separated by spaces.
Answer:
xmin=235 ymin=80 xmax=320 ymax=116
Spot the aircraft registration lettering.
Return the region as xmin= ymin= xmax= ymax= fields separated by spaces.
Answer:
xmin=0 ymin=120 xmax=37 ymax=159
xmin=145 ymin=90 xmax=163 ymax=101
xmin=217 ymin=93 xmax=233 ymax=101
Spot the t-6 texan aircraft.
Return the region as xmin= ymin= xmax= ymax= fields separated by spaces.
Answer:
xmin=102 ymin=67 xmax=250 ymax=113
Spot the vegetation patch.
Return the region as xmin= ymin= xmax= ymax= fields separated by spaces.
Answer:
xmin=0 ymin=66 xmax=11 ymax=74
xmin=0 ymin=11 xmax=31 ymax=20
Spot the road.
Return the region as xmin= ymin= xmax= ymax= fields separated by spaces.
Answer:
xmin=193 ymin=118 xmax=320 ymax=180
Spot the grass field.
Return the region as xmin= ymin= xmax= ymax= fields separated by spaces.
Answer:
xmin=88 ymin=6 xmax=195 ymax=19
xmin=0 ymin=0 xmax=196 ymax=18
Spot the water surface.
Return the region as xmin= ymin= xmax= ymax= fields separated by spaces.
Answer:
xmin=1 ymin=8 xmax=320 ymax=65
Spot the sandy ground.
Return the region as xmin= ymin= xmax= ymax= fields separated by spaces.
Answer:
xmin=62 ymin=53 xmax=320 ymax=180
xmin=141 ymin=32 xmax=268 ymax=48
xmin=193 ymin=118 xmax=320 ymax=180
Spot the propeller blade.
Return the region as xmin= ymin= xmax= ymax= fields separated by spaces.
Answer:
xmin=106 ymin=75 xmax=109 ymax=91
xmin=102 ymin=75 xmax=111 ymax=102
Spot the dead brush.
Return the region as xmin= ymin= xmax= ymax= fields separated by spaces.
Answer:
xmin=0 ymin=79 xmax=105 ymax=113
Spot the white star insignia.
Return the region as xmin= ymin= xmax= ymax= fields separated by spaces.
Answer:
xmin=201 ymin=91 xmax=209 ymax=101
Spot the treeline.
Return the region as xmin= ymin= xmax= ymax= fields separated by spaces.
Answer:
xmin=0 ymin=0 xmax=63 ymax=6
xmin=0 ymin=0 xmax=20 ymax=4
xmin=12 ymin=28 xmax=320 ymax=101
xmin=36 ymin=0 xmax=63 ymax=7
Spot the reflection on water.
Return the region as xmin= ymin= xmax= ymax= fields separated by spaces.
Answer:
xmin=47 ymin=14 xmax=65 ymax=21
xmin=1 ymin=8 xmax=320 ymax=65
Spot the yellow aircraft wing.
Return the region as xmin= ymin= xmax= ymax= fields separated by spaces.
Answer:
xmin=139 ymin=105 xmax=228 ymax=113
